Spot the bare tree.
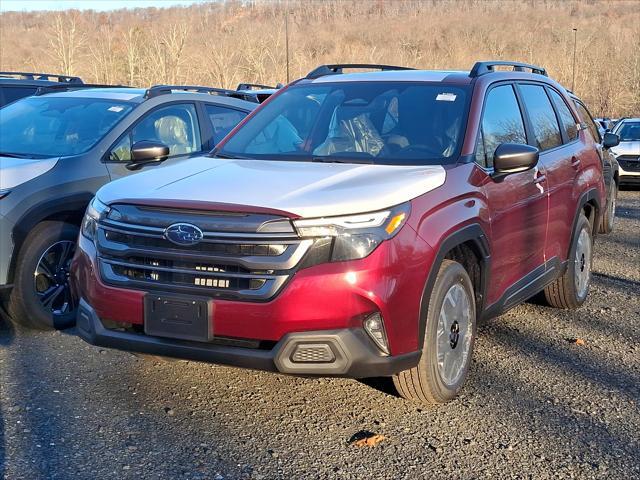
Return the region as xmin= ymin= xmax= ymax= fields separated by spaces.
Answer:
xmin=124 ymin=26 xmax=144 ymax=86
xmin=47 ymin=13 xmax=86 ymax=76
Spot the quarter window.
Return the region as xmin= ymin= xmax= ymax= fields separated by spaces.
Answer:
xmin=548 ymin=89 xmax=578 ymax=141
xmin=574 ymin=101 xmax=601 ymax=143
xmin=519 ymin=85 xmax=562 ymax=151
xmin=478 ymin=85 xmax=527 ymax=168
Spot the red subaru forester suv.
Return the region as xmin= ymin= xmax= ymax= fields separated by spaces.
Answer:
xmin=72 ymin=62 xmax=618 ymax=404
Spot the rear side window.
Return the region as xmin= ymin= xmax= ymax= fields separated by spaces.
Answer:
xmin=574 ymin=101 xmax=601 ymax=143
xmin=519 ymin=84 xmax=562 ymax=151
xmin=548 ymin=89 xmax=578 ymax=141
xmin=205 ymin=104 xmax=247 ymax=145
xmin=1 ymin=86 xmax=37 ymax=105
xmin=477 ymin=84 xmax=527 ymax=168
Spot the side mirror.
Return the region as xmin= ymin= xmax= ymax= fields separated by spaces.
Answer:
xmin=127 ymin=140 xmax=170 ymax=170
xmin=492 ymin=143 xmax=539 ymax=178
xmin=602 ymin=132 xmax=620 ymax=149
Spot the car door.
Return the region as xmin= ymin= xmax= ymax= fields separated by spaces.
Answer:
xmin=476 ymin=83 xmax=549 ymax=306
xmin=517 ymin=84 xmax=579 ymax=264
xmin=104 ymin=102 xmax=205 ymax=180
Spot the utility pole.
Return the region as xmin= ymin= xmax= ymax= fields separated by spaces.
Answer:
xmin=285 ymin=3 xmax=290 ymax=83
xmin=572 ymin=28 xmax=577 ymax=91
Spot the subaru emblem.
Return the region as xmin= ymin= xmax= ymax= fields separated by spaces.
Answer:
xmin=164 ymin=223 xmax=204 ymax=246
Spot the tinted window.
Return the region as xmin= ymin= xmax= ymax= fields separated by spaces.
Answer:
xmin=478 ymin=85 xmax=527 ymax=167
xmin=574 ymin=101 xmax=601 ymax=143
xmin=218 ymin=82 xmax=469 ymax=165
xmin=0 ymin=96 xmax=134 ymax=158
xmin=548 ymin=89 xmax=578 ymax=141
xmin=205 ymin=105 xmax=247 ymax=145
xmin=519 ymin=85 xmax=562 ymax=150
xmin=131 ymin=104 xmax=201 ymax=157
xmin=2 ymin=86 xmax=37 ymax=105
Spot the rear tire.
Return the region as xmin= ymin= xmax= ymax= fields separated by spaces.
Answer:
xmin=598 ymin=183 xmax=617 ymax=234
xmin=393 ymin=260 xmax=476 ymax=404
xmin=7 ymin=221 xmax=79 ymax=330
xmin=543 ymin=213 xmax=592 ymax=309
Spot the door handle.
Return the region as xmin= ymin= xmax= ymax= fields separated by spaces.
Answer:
xmin=571 ymin=157 xmax=581 ymax=168
xmin=533 ymin=173 xmax=546 ymax=184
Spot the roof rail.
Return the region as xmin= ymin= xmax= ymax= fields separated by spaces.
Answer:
xmin=34 ymin=83 xmax=130 ymax=96
xmin=144 ymin=84 xmax=259 ymax=102
xmin=470 ymin=61 xmax=547 ymax=77
xmin=305 ymin=63 xmax=415 ymax=80
xmin=0 ymin=71 xmax=83 ymax=84
xmin=236 ymin=83 xmax=282 ymax=91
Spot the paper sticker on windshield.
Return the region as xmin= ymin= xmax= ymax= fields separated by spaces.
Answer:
xmin=436 ymin=93 xmax=457 ymax=102
xmin=108 ymin=106 xmax=125 ymax=112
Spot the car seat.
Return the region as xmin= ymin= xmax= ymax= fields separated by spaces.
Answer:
xmin=154 ymin=115 xmax=193 ymax=156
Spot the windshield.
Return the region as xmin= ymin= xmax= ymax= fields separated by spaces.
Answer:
xmin=0 ymin=96 xmax=135 ymax=158
xmin=615 ymin=121 xmax=640 ymax=141
xmin=216 ymin=82 xmax=469 ymax=165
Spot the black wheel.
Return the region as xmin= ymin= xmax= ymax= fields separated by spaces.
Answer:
xmin=599 ymin=183 xmax=617 ymax=234
xmin=543 ymin=214 xmax=592 ymax=309
xmin=393 ymin=260 xmax=476 ymax=404
xmin=7 ymin=221 xmax=79 ymax=330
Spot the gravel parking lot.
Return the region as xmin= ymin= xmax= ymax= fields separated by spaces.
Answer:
xmin=1 ymin=190 xmax=638 ymax=480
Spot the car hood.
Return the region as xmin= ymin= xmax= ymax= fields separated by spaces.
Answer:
xmin=612 ymin=141 xmax=640 ymax=156
xmin=97 ymin=156 xmax=447 ymax=218
xmin=0 ymin=156 xmax=59 ymax=190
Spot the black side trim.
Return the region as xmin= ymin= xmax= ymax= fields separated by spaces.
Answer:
xmin=417 ymin=224 xmax=491 ymax=346
xmin=481 ymin=257 xmax=565 ymax=321
xmin=570 ymin=188 xmax=601 ymax=251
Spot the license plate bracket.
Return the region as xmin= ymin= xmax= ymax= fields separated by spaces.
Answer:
xmin=144 ymin=293 xmax=212 ymax=342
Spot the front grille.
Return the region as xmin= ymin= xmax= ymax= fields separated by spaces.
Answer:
xmin=96 ymin=204 xmax=311 ymax=301
xmin=617 ymin=155 xmax=640 ymax=172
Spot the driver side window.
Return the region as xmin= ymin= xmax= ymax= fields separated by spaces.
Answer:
xmin=477 ymin=85 xmax=527 ymax=168
xmin=108 ymin=103 xmax=201 ymax=162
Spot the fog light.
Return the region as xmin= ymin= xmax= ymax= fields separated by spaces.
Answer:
xmin=363 ymin=313 xmax=390 ymax=355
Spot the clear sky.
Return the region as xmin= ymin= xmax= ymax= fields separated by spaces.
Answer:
xmin=0 ymin=0 xmax=205 ymax=12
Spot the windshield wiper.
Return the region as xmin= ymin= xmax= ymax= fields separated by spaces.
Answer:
xmin=0 ymin=152 xmax=34 ymax=159
xmin=211 ymin=151 xmax=253 ymax=160
xmin=311 ymin=156 xmax=374 ymax=164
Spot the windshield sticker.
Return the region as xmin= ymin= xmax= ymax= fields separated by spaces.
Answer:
xmin=436 ymin=93 xmax=457 ymax=102
xmin=108 ymin=106 xmax=125 ymax=112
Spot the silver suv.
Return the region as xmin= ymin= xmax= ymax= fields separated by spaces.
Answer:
xmin=610 ymin=118 xmax=640 ymax=185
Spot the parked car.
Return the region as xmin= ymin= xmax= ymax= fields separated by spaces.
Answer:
xmin=572 ymin=97 xmax=620 ymax=233
xmin=0 ymin=71 xmax=84 ymax=107
xmin=609 ymin=117 xmax=640 ymax=186
xmin=0 ymin=85 xmax=258 ymax=330
xmin=593 ymin=117 xmax=614 ymax=136
xmin=73 ymin=61 xmax=613 ymax=404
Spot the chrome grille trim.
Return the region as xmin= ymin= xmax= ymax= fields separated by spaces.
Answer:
xmin=95 ymin=208 xmax=308 ymax=300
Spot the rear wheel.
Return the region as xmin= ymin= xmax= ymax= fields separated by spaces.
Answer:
xmin=393 ymin=260 xmax=476 ymax=404
xmin=543 ymin=213 xmax=592 ymax=309
xmin=7 ymin=221 xmax=79 ymax=330
xmin=599 ymin=183 xmax=617 ymax=234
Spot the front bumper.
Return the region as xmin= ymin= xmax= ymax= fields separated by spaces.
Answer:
xmin=76 ymin=298 xmax=420 ymax=378
xmin=618 ymin=162 xmax=640 ymax=184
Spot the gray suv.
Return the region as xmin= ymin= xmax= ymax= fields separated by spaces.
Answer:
xmin=0 ymin=85 xmax=258 ymax=329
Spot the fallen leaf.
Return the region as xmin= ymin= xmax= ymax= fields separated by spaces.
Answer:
xmin=353 ymin=434 xmax=385 ymax=447
xmin=575 ymin=338 xmax=586 ymax=346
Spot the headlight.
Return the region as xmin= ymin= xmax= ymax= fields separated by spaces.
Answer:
xmin=81 ymin=197 xmax=110 ymax=241
xmin=293 ymin=203 xmax=410 ymax=263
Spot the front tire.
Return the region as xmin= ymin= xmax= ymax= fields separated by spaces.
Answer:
xmin=598 ymin=183 xmax=617 ymax=234
xmin=393 ymin=260 xmax=476 ymax=404
xmin=7 ymin=221 xmax=79 ymax=330
xmin=543 ymin=213 xmax=592 ymax=309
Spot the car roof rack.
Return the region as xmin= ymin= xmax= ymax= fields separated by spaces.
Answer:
xmin=144 ymin=84 xmax=259 ymax=102
xmin=305 ymin=63 xmax=415 ymax=80
xmin=0 ymin=71 xmax=83 ymax=84
xmin=34 ymin=83 xmax=130 ymax=96
xmin=470 ymin=61 xmax=547 ymax=77
xmin=236 ymin=83 xmax=282 ymax=91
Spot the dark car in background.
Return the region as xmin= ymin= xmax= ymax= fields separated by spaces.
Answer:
xmin=0 ymin=71 xmax=84 ymax=107
xmin=0 ymin=85 xmax=258 ymax=330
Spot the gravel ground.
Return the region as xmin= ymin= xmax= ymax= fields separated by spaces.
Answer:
xmin=1 ymin=190 xmax=638 ymax=480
